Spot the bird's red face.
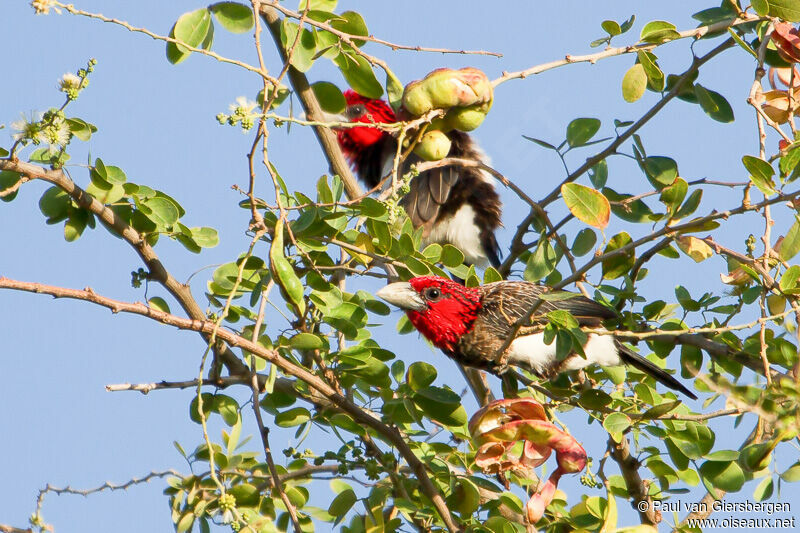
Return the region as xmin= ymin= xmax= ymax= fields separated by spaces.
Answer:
xmin=336 ymin=90 xmax=396 ymax=159
xmin=376 ymin=276 xmax=482 ymax=352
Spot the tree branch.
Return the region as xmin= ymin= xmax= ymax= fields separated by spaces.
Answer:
xmin=0 ymin=158 xmax=251 ymax=378
xmin=0 ymin=276 xmax=461 ymax=532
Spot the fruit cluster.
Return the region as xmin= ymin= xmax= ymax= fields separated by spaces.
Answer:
xmin=401 ymin=67 xmax=493 ymax=161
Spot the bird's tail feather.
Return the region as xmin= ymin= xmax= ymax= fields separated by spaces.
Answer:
xmin=616 ymin=343 xmax=697 ymax=400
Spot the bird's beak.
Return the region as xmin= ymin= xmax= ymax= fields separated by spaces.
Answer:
xmin=316 ymin=110 xmax=348 ymax=124
xmin=376 ymin=282 xmax=427 ymax=312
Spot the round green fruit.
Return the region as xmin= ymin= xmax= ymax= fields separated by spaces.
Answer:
xmin=413 ymin=130 xmax=452 ymax=161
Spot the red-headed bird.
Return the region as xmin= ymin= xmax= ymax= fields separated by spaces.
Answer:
xmin=376 ymin=275 xmax=696 ymax=399
xmin=334 ymin=90 xmax=503 ymax=268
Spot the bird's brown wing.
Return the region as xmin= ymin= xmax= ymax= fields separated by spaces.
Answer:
xmin=477 ymin=281 xmax=616 ymax=332
xmin=455 ymin=281 xmax=617 ymax=368
xmin=401 ymin=163 xmax=459 ymax=235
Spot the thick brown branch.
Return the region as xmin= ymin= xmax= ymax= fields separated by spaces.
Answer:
xmin=257 ymin=6 xmax=362 ymax=201
xmin=609 ymin=435 xmax=659 ymax=525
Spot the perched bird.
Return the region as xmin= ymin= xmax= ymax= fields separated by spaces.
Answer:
xmin=334 ymin=90 xmax=503 ymax=268
xmin=376 ymin=275 xmax=697 ymax=399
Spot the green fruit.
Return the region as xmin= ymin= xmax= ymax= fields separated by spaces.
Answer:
xmin=444 ymin=101 xmax=492 ymax=132
xmin=402 ymin=67 xmax=493 ymax=117
xmin=413 ymin=130 xmax=451 ymax=161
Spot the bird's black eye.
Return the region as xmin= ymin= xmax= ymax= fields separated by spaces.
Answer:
xmin=345 ymin=103 xmax=367 ymax=119
xmin=424 ymin=287 xmax=441 ymax=301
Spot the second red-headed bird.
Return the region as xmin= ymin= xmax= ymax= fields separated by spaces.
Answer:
xmin=376 ymin=275 xmax=697 ymax=399
xmin=334 ymin=90 xmax=503 ymax=268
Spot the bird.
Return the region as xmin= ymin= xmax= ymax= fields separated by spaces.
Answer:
xmin=375 ymin=275 xmax=697 ymax=399
xmin=334 ymin=89 xmax=503 ymax=269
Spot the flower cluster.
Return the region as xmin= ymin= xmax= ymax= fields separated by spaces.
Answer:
xmin=217 ymin=97 xmax=259 ymax=133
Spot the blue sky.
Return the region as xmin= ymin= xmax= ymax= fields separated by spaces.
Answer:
xmin=2 ymin=1 xmax=797 ymax=532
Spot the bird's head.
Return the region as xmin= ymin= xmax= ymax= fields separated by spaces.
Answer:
xmin=376 ymin=276 xmax=482 ymax=352
xmin=336 ymin=90 xmax=396 ymax=158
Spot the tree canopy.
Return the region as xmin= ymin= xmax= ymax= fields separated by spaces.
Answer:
xmin=2 ymin=1 xmax=800 ymax=532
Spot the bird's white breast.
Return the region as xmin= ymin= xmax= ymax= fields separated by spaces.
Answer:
xmin=505 ymin=333 xmax=621 ymax=374
xmin=422 ymin=204 xmax=488 ymax=267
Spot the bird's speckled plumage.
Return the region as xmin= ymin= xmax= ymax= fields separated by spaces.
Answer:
xmin=378 ymin=276 xmax=696 ymax=399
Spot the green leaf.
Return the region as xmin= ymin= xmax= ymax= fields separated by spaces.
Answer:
xmin=752 ymin=0 xmax=769 ymax=16
xmin=522 ymin=135 xmax=557 ymax=150
xmin=280 ymin=20 xmax=317 ymax=72
xmin=441 ymin=244 xmax=465 ymax=268
xmin=525 ymin=238 xmax=557 ymax=281
xmin=743 ymin=155 xmax=776 ymax=196
xmin=210 ymin=2 xmax=254 ymax=33
xmin=728 ymin=28 xmax=758 ymax=58
xmin=413 ymin=386 xmax=467 ymax=427
xmin=588 ymin=159 xmax=608 ymax=189
xmin=781 ymin=219 xmax=800 ymax=261
xmin=330 ymin=11 xmax=368 ymax=47
xmin=640 ymin=20 xmax=680 ymax=43
xmin=176 ymin=512 xmax=195 ymax=533
xmin=228 ymin=483 xmax=260 ymax=506
xmin=449 ymin=477 xmax=481 ymax=516
xmin=780 ymin=265 xmax=800 ymax=293
xmin=602 ymin=20 xmax=622 ymax=36
xmin=64 ymin=209 xmax=89 ymax=242
xmin=328 ymin=489 xmax=357 ymax=517
xmin=0 ymin=171 xmax=20 ymax=202
xmin=566 ymin=118 xmax=601 ymax=147
xmin=604 ymin=187 xmax=656 ymax=223
xmin=39 ymin=186 xmax=70 ymax=223
xmin=311 ymin=81 xmax=346 ymax=114
xmin=659 ymin=177 xmax=688 ymax=217
xmin=275 ymin=407 xmax=311 ymax=427
xmin=190 ymin=227 xmax=219 ymax=248
xmin=695 ymin=84 xmax=735 ymax=123
xmin=699 ymin=460 xmax=745 ymax=492
xmin=674 ymin=189 xmax=703 ymax=220
xmin=622 ymin=63 xmax=647 ymax=103
xmin=644 ymin=156 xmax=678 ymax=190
xmin=637 ymin=50 xmax=664 ymax=91
xmin=407 ymin=361 xmax=437 ymax=391
xmin=86 ymin=179 xmax=125 ymax=205
xmin=578 ymin=389 xmax=613 ymax=410
xmin=214 ymin=395 xmax=240 ymax=425
xmin=572 ymin=228 xmax=597 ymax=256
xmin=768 ymin=0 xmax=800 ymax=22
xmin=780 ymin=463 xmax=800 ymax=482
xmin=66 ymin=117 xmax=97 ymax=141
xmin=561 ymin=183 xmax=610 ymax=229
xmin=705 ymin=450 xmax=740 ymax=462
xmin=289 ymin=332 xmax=329 ymax=351
xmin=754 ymin=477 xmax=774 ymax=501
xmin=334 ymin=53 xmax=383 ymax=99
xmin=142 ymin=197 xmax=180 ymax=228
xmin=148 ymin=296 xmax=170 ymax=313
xmin=602 ymin=232 xmax=634 ymax=279
xmin=603 ymin=412 xmax=631 ymax=442
xmin=385 ymin=67 xmax=404 ymax=111
xmin=640 ymin=400 xmax=681 ymax=419
xmin=270 ymin=219 xmax=306 ymax=316
xmin=167 ymin=8 xmax=212 ymax=65
xmin=358 ymin=197 xmax=387 ymax=218
xmin=299 ymin=0 xmax=338 ymax=10
xmin=0 ymin=147 xmax=8 ymax=157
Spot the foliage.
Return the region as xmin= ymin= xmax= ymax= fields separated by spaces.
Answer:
xmin=4 ymin=1 xmax=800 ymax=532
